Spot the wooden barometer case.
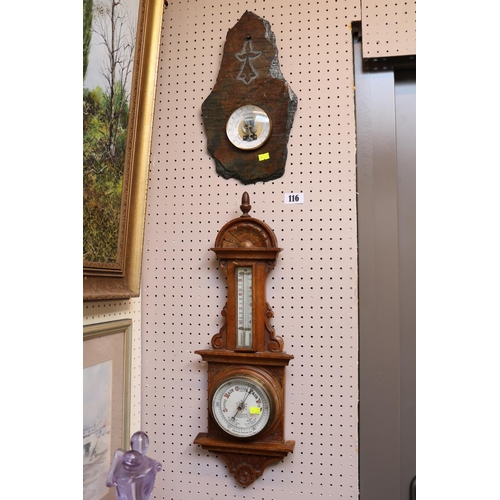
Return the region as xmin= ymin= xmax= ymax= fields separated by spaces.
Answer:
xmin=194 ymin=192 xmax=294 ymax=486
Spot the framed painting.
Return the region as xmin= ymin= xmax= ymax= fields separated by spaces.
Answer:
xmin=83 ymin=319 xmax=132 ymax=500
xmin=83 ymin=0 xmax=166 ymax=301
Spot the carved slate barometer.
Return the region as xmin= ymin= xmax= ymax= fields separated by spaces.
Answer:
xmin=202 ymin=11 xmax=297 ymax=184
xmin=194 ymin=192 xmax=295 ymax=486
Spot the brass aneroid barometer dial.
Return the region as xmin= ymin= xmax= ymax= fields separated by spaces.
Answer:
xmin=211 ymin=370 xmax=273 ymax=438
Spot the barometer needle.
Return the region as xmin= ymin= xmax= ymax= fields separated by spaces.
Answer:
xmin=231 ymin=387 xmax=251 ymax=419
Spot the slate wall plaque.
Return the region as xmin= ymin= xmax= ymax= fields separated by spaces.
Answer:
xmin=202 ymin=11 xmax=297 ymax=184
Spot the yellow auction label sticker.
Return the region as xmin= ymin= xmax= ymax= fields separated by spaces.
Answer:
xmin=249 ymin=406 xmax=261 ymax=415
xmin=258 ymin=152 xmax=270 ymax=161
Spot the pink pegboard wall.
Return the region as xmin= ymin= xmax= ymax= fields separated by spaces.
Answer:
xmin=141 ymin=0 xmax=361 ymax=498
xmin=361 ymin=0 xmax=416 ymax=57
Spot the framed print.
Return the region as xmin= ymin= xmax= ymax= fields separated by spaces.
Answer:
xmin=83 ymin=0 xmax=165 ymax=301
xmin=83 ymin=319 xmax=132 ymax=500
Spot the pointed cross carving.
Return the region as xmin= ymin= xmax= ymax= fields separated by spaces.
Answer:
xmin=236 ymin=38 xmax=261 ymax=85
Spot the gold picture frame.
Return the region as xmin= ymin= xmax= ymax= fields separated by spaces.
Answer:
xmin=83 ymin=319 xmax=132 ymax=500
xmin=83 ymin=0 xmax=166 ymax=301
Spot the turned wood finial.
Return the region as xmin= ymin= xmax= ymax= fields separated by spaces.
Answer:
xmin=240 ymin=192 xmax=251 ymax=217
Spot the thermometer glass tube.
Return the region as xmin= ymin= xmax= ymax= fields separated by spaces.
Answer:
xmin=236 ymin=267 xmax=253 ymax=348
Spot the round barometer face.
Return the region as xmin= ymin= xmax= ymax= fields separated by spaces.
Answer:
xmin=226 ymin=104 xmax=272 ymax=150
xmin=211 ymin=374 xmax=272 ymax=438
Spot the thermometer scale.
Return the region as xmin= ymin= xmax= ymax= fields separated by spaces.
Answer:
xmin=236 ymin=266 xmax=253 ymax=348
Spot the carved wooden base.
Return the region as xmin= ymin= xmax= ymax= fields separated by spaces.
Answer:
xmin=194 ymin=433 xmax=295 ymax=486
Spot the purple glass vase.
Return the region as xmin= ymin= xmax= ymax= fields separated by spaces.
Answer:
xmin=106 ymin=431 xmax=162 ymax=500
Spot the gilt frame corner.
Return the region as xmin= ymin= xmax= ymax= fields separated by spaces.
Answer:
xmin=83 ymin=0 xmax=166 ymax=301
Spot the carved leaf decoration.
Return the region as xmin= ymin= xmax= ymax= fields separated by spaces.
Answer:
xmin=211 ymin=305 xmax=227 ymax=349
xmin=265 ymin=302 xmax=284 ymax=352
xmin=222 ymin=223 xmax=270 ymax=248
xmin=217 ymin=451 xmax=283 ymax=486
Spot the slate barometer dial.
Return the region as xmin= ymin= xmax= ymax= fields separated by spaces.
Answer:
xmin=194 ymin=192 xmax=294 ymax=486
xmin=226 ymin=104 xmax=272 ymax=151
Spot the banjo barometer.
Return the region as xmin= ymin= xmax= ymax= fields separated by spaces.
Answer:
xmin=194 ymin=192 xmax=295 ymax=486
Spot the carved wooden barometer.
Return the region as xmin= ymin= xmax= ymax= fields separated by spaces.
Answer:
xmin=194 ymin=192 xmax=294 ymax=486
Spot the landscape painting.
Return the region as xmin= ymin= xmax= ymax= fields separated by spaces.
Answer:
xmin=83 ymin=0 xmax=163 ymax=301
xmin=83 ymin=319 xmax=131 ymax=499
xmin=83 ymin=0 xmax=140 ymax=264
xmin=83 ymin=360 xmax=112 ymax=500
